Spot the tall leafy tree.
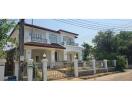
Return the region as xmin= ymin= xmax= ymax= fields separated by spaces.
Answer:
xmin=0 ymin=19 xmax=14 ymax=58
xmin=114 ymin=31 xmax=132 ymax=63
xmin=82 ymin=42 xmax=92 ymax=60
xmin=92 ymin=30 xmax=117 ymax=59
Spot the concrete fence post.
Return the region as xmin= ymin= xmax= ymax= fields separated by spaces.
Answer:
xmin=74 ymin=57 xmax=78 ymax=77
xmin=0 ymin=59 xmax=6 ymax=81
xmin=27 ymin=59 xmax=33 ymax=81
xmin=113 ymin=60 xmax=116 ymax=67
xmin=92 ymin=59 xmax=96 ymax=74
xmin=41 ymin=58 xmax=48 ymax=81
xmin=83 ymin=61 xmax=87 ymax=67
xmin=103 ymin=59 xmax=108 ymax=72
xmin=14 ymin=60 xmax=19 ymax=80
xmin=126 ymin=59 xmax=128 ymax=68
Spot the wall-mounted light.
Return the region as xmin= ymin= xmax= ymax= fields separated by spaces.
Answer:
xmin=43 ymin=53 xmax=46 ymax=59
xmin=74 ymin=54 xmax=77 ymax=59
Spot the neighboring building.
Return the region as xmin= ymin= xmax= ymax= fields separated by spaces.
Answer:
xmin=10 ymin=23 xmax=83 ymax=68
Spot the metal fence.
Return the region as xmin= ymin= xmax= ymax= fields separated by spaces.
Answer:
xmin=95 ymin=60 xmax=107 ymax=73
xmin=28 ymin=60 xmax=116 ymax=81
xmin=107 ymin=60 xmax=115 ymax=72
xmin=47 ymin=62 xmax=74 ymax=80
xmin=78 ymin=60 xmax=94 ymax=76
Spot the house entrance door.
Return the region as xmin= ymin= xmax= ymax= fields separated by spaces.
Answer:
xmin=55 ymin=52 xmax=57 ymax=61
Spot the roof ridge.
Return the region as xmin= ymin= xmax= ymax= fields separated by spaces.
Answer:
xmin=10 ymin=22 xmax=78 ymax=36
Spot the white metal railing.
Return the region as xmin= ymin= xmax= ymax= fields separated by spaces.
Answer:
xmin=60 ymin=42 xmax=79 ymax=46
xmin=31 ymin=37 xmax=47 ymax=43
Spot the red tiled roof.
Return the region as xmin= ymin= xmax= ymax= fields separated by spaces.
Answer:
xmin=24 ymin=42 xmax=66 ymax=49
xmin=10 ymin=23 xmax=78 ymax=37
xmin=58 ymin=29 xmax=79 ymax=36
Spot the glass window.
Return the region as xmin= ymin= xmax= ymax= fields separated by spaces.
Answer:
xmin=49 ymin=34 xmax=57 ymax=43
xmin=63 ymin=36 xmax=74 ymax=45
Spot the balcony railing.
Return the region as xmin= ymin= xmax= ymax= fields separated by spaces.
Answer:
xmin=61 ymin=42 xmax=79 ymax=46
xmin=31 ymin=37 xmax=47 ymax=43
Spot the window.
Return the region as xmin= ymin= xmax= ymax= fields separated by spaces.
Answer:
xmin=31 ymin=33 xmax=44 ymax=43
xmin=49 ymin=34 xmax=57 ymax=43
xmin=63 ymin=36 xmax=74 ymax=45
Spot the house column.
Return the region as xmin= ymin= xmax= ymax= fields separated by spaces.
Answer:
xmin=25 ymin=49 xmax=32 ymax=60
xmin=64 ymin=50 xmax=67 ymax=61
xmin=50 ymin=50 xmax=55 ymax=68
xmin=78 ymin=51 xmax=82 ymax=61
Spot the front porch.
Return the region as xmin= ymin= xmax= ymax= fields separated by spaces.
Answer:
xmin=24 ymin=43 xmax=82 ymax=68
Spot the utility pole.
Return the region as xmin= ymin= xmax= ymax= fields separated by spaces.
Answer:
xmin=18 ymin=19 xmax=25 ymax=80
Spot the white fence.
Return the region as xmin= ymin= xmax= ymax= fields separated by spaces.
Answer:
xmin=0 ymin=58 xmax=116 ymax=81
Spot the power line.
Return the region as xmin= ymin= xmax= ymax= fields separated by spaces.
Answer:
xmin=73 ymin=19 xmax=132 ymax=30
xmin=68 ymin=19 xmax=132 ymax=30
xmin=77 ymin=19 xmax=132 ymax=30
xmin=54 ymin=19 xmax=109 ymax=31
xmin=53 ymin=19 xmax=132 ymax=31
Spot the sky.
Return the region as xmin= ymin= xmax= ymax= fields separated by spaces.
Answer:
xmin=25 ymin=19 xmax=132 ymax=46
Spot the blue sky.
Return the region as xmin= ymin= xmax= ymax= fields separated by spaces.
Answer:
xmin=25 ymin=19 xmax=132 ymax=46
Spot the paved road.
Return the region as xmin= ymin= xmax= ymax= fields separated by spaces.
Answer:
xmin=88 ymin=69 xmax=132 ymax=81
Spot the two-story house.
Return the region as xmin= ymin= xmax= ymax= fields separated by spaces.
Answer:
xmin=10 ymin=23 xmax=83 ymax=68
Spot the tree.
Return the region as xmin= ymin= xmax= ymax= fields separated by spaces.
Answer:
xmin=82 ymin=42 xmax=92 ymax=61
xmin=0 ymin=19 xmax=15 ymax=58
xmin=92 ymin=30 xmax=117 ymax=59
xmin=114 ymin=31 xmax=132 ymax=64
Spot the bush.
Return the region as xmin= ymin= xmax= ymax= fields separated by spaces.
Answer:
xmin=67 ymin=63 xmax=74 ymax=73
xmin=116 ymin=56 xmax=126 ymax=72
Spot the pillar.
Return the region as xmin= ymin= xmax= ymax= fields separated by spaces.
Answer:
xmin=126 ymin=59 xmax=128 ymax=68
xmin=25 ymin=49 xmax=32 ymax=60
xmin=74 ymin=58 xmax=78 ymax=77
xmin=27 ymin=59 xmax=33 ymax=81
xmin=0 ymin=59 xmax=6 ymax=81
xmin=64 ymin=50 xmax=67 ymax=61
xmin=41 ymin=58 xmax=48 ymax=81
xmin=50 ymin=50 xmax=55 ymax=68
xmin=14 ymin=60 xmax=19 ymax=80
xmin=113 ymin=60 xmax=116 ymax=67
xmin=92 ymin=59 xmax=96 ymax=74
xmin=104 ymin=59 xmax=108 ymax=72
xmin=78 ymin=52 xmax=83 ymax=61
xmin=83 ymin=61 xmax=87 ymax=67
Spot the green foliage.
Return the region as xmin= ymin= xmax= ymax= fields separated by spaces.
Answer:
xmin=116 ymin=56 xmax=126 ymax=72
xmin=91 ymin=30 xmax=132 ymax=62
xmin=0 ymin=19 xmax=15 ymax=58
xmin=82 ymin=42 xmax=92 ymax=61
xmin=66 ymin=62 xmax=74 ymax=72
xmin=92 ymin=30 xmax=117 ymax=60
xmin=35 ymin=67 xmax=42 ymax=81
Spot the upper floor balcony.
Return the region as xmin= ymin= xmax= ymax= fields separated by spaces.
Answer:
xmin=31 ymin=36 xmax=47 ymax=43
xmin=28 ymin=33 xmax=79 ymax=46
xmin=61 ymin=42 xmax=79 ymax=46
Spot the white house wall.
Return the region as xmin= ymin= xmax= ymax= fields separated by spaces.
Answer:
xmin=11 ymin=25 xmax=83 ymax=62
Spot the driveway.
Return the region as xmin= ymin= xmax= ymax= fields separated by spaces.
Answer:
xmin=58 ymin=69 xmax=132 ymax=81
xmin=88 ymin=69 xmax=132 ymax=81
